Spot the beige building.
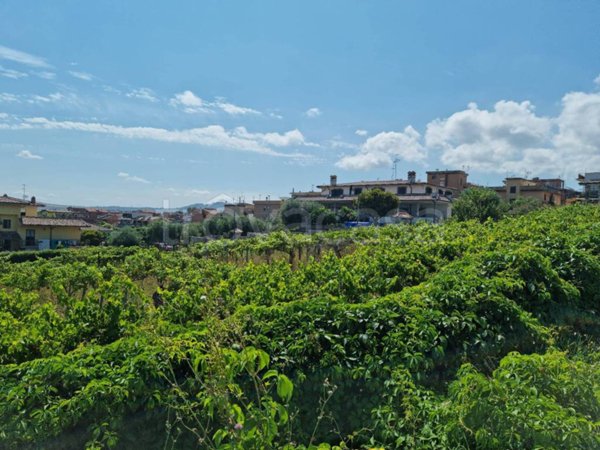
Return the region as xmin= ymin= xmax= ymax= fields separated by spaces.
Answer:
xmin=253 ymin=199 xmax=283 ymax=220
xmin=491 ymin=177 xmax=567 ymax=205
xmin=0 ymin=194 xmax=89 ymax=251
xmin=291 ymin=170 xmax=469 ymax=222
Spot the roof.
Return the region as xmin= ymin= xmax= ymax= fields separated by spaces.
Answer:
xmin=0 ymin=194 xmax=31 ymax=205
xmin=579 ymin=172 xmax=600 ymax=184
xmin=426 ymin=170 xmax=467 ymax=175
xmin=20 ymin=217 xmax=91 ymax=227
xmin=317 ymin=179 xmax=431 ymax=188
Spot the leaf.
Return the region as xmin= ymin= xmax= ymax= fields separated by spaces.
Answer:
xmin=277 ymin=374 xmax=293 ymax=403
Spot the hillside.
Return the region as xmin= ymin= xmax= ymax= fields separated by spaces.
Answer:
xmin=0 ymin=205 xmax=599 ymax=449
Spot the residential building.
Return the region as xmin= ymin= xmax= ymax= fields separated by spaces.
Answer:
xmin=577 ymin=173 xmax=600 ymax=202
xmin=223 ymin=202 xmax=254 ymax=217
xmin=253 ymin=199 xmax=283 ymax=220
xmin=186 ymin=207 xmax=218 ymax=223
xmin=291 ymin=170 xmax=468 ymax=222
xmin=491 ymin=177 xmax=568 ymax=205
xmin=0 ymin=194 xmax=89 ymax=251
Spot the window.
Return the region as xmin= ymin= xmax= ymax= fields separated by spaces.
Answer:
xmin=509 ymin=186 xmax=517 ymax=194
xmin=425 ymin=187 xmax=432 ymax=194
xmin=2 ymin=219 xmax=10 ymax=229
xmin=25 ymin=229 xmax=35 ymax=246
xmin=353 ymin=187 xmax=363 ymax=195
xmin=397 ymin=186 xmax=407 ymax=195
xmin=331 ymin=188 xmax=343 ymax=197
xmin=438 ymin=189 xmax=444 ymax=195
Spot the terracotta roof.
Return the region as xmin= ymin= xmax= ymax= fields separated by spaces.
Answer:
xmin=20 ymin=217 xmax=90 ymax=227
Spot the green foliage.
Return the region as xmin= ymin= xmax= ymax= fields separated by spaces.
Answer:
xmin=452 ymin=187 xmax=508 ymax=222
xmin=0 ymin=205 xmax=599 ymax=448
xmin=356 ymin=189 xmax=399 ymax=218
xmin=280 ymin=199 xmax=337 ymax=229
xmin=81 ymin=229 xmax=107 ymax=246
xmin=506 ymin=196 xmax=544 ymax=216
xmin=107 ymin=227 xmax=142 ymax=247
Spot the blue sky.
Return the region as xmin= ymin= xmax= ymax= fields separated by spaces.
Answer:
xmin=1 ymin=0 xmax=599 ymax=207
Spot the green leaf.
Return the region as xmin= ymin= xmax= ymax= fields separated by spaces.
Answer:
xmin=277 ymin=374 xmax=293 ymax=402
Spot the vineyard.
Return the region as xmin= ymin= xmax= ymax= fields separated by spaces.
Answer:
xmin=1 ymin=205 xmax=599 ymax=449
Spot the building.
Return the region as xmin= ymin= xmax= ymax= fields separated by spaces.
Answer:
xmin=186 ymin=207 xmax=218 ymax=223
xmin=223 ymin=202 xmax=254 ymax=217
xmin=291 ymin=170 xmax=469 ymax=222
xmin=0 ymin=194 xmax=89 ymax=251
xmin=252 ymin=199 xmax=283 ymax=220
xmin=577 ymin=173 xmax=600 ymax=202
xmin=491 ymin=177 xmax=568 ymax=205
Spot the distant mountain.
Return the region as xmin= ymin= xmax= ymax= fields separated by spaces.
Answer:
xmin=39 ymin=201 xmax=226 ymax=213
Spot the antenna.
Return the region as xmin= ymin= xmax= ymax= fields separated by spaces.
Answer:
xmin=392 ymin=158 xmax=401 ymax=179
xmin=22 ymin=184 xmax=26 ymax=201
xmin=524 ymin=170 xmax=531 ymax=179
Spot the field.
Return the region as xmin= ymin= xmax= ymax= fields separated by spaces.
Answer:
xmin=1 ymin=205 xmax=599 ymax=449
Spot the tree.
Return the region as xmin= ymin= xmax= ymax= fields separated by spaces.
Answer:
xmin=337 ymin=206 xmax=358 ymax=223
xmin=356 ymin=189 xmax=399 ymax=219
xmin=279 ymin=199 xmax=336 ymax=230
xmin=107 ymin=227 xmax=142 ymax=247
xmin=452 ymin=187 xmax=507 ymax=222
xmin=80 ymin=229 xmax=106 ymax=246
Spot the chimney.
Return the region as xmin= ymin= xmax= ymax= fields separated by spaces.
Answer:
xmin=30 ymin=196 xmax=36 ymax=205
xmin=330 ymin=175 xmax=337 ymax=186
xmin=408 ymin=171 xmax=416 ymax=184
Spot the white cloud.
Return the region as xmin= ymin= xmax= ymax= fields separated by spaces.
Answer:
xmin=117 ymin=172 xmax=150 ymax=184
xmin=355 ymin=129 xmax=368 ymax=136
xmin=0 ymin=45 xmax=50 ymax=68
xmin=16 ymin=150 xmax=43 ymax=160
xmin=68 ymin=70 xmax=93 ymax=81
xmin=336 ymin=126 xmax=426 ymax=170
xmin=305 ymin=107 xmax=322 ymax=118
xmin=215 ymin=99 xmax=260 ymax=116
xmin=126 ymin=88 xmax=158 ymax=102
xmin=36 ymin=71 xmax=56 ymax=80
xmin=594 ymin=74 xmax=600 ymax=87
xmin=232 ymin=126 xmax=308 ymax=147
xmin=170 ymin=91 xmax=261 ymax=115
xmin=0 ymin=93 xmax=19 ymax=103
xmin=5 ymin=116 xmax=310 ymax=157
xmin=27 ymin=92 xmax=64 ymax=104
xmin=553 ymin=91 xmax=600 ymax=173
xmin=170 ymin=90 xmax=209 ymax=113
xmin=426 ymin=100 xmax=554 ymax=173
xmin=0 ymin=65 xmax=28 ymax=79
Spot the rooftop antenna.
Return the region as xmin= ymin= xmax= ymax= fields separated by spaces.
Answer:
xmin=525 ymin=170 xmax=531 ymax=179
xmin=22 ymin=184 xmax=26 ymax=201
xmin=392 ymin=158 xmax=401 ymax=179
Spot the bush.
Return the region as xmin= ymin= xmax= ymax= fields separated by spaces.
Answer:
xmin=80 ymin=229 xmax=106 ymax=246
xmin=107 ymin=227 xmax=142 ymax=247
xmin=452 ymin=187 xmax=507 ymax=222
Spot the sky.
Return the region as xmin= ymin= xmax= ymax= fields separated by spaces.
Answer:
xmin=1 ymin=0 xmax=599 ymax=207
